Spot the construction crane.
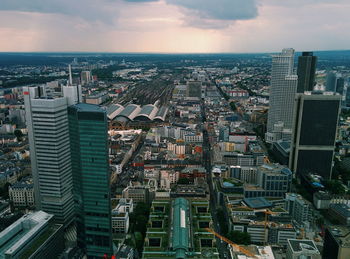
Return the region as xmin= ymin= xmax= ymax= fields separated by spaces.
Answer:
xmin=205 ymin=228 xmax=257 ymax=258
xmin=263 ymin=156 xmax=271 ymax=164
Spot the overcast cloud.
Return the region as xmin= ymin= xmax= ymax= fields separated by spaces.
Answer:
xmin=0 ymin=0 xmax=349 ymax=52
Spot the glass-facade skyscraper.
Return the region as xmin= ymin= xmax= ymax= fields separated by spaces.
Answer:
xmin=296 ymin=52 xmax=317 ymax=93
xmin=68 ymin=103 xmax=113 ymax=258
xmin=326 ymin=72 xmax=336 ymax=92
xmin=289 ymin=93 xmax=341 ymax=179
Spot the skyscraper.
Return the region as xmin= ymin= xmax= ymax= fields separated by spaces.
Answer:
xmin=336 ymin=76 xmax=345 ymax=96
xmin=289 ymin=93 xmax=341 ymax=179
xmin=68 ymin=103 xmax=113 ymax=258
xmin=266 ymin=48 xmax=298 ymax=143
xmin=325 ymin=72 xmax=336 ymax=92
xmin=24 ymin=85 xmax=75 ymax=224
xmin=296 ymin=52 xmax=317 ymax=93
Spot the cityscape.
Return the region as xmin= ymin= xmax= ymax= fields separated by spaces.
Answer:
xmin=1 ymin=1 xmax=350 ymax=259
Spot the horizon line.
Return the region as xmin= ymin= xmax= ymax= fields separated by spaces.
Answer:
xmin=0 ymin=49 xmax=350 ymax=55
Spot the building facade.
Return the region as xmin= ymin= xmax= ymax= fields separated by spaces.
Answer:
xmin=68 ymin=103 xmax=113 ymax=258
xmin=24 ymin=86 xmax=75 ymax=225
xmin=9 ymin=177 xmax=34 ymax=208
xmin=286 ymin=239 xmax=321 ymax=259
xmin=289 ymin=93 xmax=341 ymax=179
xmin=266 ymin=48 xmax=298 ymax=143
xmin=296 ymin=52 xmax=317 ymax=93
xmin=0 ymin=211 xmax=65 ymax=259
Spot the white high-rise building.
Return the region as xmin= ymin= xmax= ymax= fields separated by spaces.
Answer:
xmin=24 ymin=83 xmax=81 ymax=224
xmin=266 ymin=48 xmax=298 ymax=143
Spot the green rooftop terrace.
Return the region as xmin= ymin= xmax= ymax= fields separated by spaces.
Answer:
xmin=143 ymin=198 xmax=219 ymax=259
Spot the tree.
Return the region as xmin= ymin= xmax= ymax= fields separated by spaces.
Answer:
xmin=0 ymin=183 xmax=10 ymax=199
xmin=325 ymin=180 xmax=346 ymax=195
xmin=177 ymin=178 xmax=191 ymax=185
xmin=134 ymin=231 xmax=144 ymax=252
xmin=316 ymin=217 xmax=324 ymax=227
xmin=14 ymin=129 xmax=23 ymax=142
xmin=229 ymin=101 xmax=237 ymax=111
xmin=216 ymin=208 xmax=228 ymax=236
xmin=227 ymin=231 xmax=251 ymax=245
xmin=128 ymin=202 xmax=150 ymax=253
xmin=134 ymin=215 xmax=148 ymax=233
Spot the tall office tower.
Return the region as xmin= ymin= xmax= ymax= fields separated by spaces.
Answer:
xmin=24 ymin=86 xmax=75 ymax=224
xmin=346 ymin=86 xmax=350 ymax=107
xmin=336 ymin=76 xmax=345 ymax=95
xmin=266 ymin=48 xmax=298 ymax=143
xmin=296 ymin=52 xmax=317 ymax=93
xmin=68 ymin=103 xmax=113 ymax=258
xmin=289 ymin=93 xmax=341 ymax=179
xmin=326 ymin=72 xmax=337 ymax=92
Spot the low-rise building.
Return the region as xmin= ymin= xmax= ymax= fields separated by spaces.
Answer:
xmin=85 ymin=91 xmax=109 ymax=105
xmin=286 ymin=239 xmax=321 ymax=259
xmin=111 ymin=198 xmax=134 ymax=234
xmin=285 ymin=193 xmax=313 ymax=228
xmin=122 ymin=183 xmax=152 ymax=204
xmin=0 ymin=211 xmax=64 ymax=259
xmin=244 ymin=164 xmax=292 ymax=198
xmin=9 ymin=177 xmax=34 ymax=208
xmin=143 ymin=198 xmax=219 ymax=258
xmin=313 ymin=191 xmax=331 ymax=210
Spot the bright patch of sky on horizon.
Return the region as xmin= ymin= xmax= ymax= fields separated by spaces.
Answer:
xmin=0 ymin=0 xmax=349 ymax=53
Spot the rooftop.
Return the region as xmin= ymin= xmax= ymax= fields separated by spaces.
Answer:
xmin=0 ymin=211 xmax=53 ymax=259
xmin=243 ymin=197 xmax=272 ymax=209
xmin=287 ymin=239 xmax=320 ymax=254
xmin=71 ymin=103 xmax=105 ymax=113
xmin=328 ymin=226 xmax=350 ymax=247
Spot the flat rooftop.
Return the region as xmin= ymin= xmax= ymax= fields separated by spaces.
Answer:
xmin=328 ymin=226 xmax=350 ymax=247
xmin=287 ymin=239 xmax=320 ymax=254
xmin=0 ymin=211 xmax=53 ymax=259
xmin=243 ymin=197 xmax=272 ymax=209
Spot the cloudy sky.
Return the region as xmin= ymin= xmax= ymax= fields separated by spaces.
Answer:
xmin=0 ymin=0 xmax=349 ymax=53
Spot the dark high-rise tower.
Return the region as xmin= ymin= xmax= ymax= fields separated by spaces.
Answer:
xmin=297 ymin=52 xmax=317 ymax=93
xmin=289 ymin=93 xmax=341 ymax=179
xmin=336 ymin=77 xmax=345 ymax=95
xmin=68 ymin=103 xmax=113 ymax=258
xmin=326 ymin=72 xmax=337 ymax=92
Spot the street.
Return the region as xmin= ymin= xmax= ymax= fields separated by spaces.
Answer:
xmin=201 ymin=100 xmax=232 ymax=259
